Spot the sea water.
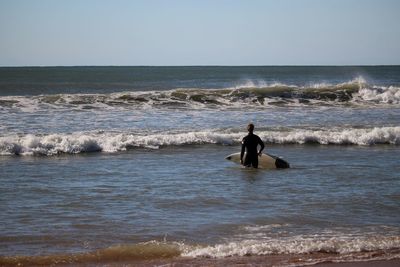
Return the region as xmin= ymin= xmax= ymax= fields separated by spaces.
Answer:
xmin=0 ymin=66 xmax=399 ymax=265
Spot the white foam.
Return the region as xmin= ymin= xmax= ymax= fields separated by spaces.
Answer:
xmin=356 ymin=86 xmax=400 ymax=104
xmin=183 ymin=235 xmax=400 ymax=257
xmin=0 ymin=131 xmax=240 ymax=156
xmin=0 ymin=127 xmax=399 ymax=156
xmin=0 ymin=133 xmax=103 ymax=155
xmin=233 ymin=80 xmax=293 ymax=89
xmin=259 ymin=127 xmax=400 ymax=145
xmin=242 ymin=224 xmax=290 ymax=232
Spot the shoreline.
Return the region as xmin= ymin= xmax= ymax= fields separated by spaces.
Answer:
xmin=2 ymin=251 xmax=400 ymax=267
xmin=316 ymin=259 xmax=400 ymax=267
xmin=103 ymin=257 xmax=400 ymax=267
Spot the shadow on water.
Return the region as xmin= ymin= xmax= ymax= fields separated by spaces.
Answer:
xmin=234 ymin=166 xmax=292 ymax=183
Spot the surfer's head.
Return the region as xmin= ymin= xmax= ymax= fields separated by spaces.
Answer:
xmin=247 ymin=123 xmax=254 ymax=133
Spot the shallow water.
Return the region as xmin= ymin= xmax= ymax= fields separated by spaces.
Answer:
xmin=1 ymin=144 xmax=399 ymax=258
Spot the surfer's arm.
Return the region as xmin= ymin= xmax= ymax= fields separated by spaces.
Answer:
xmin=240 ymin=140 xmax=245 ymax=164
xmin=258 ymin=138 xmax=265 ymax=156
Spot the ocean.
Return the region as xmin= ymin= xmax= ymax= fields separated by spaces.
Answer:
xmin=0 ymin=66 xmax=399 ymax=266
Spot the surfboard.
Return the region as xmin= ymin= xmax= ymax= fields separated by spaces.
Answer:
xmin=225 ymin=152 xmax=290 ymax=169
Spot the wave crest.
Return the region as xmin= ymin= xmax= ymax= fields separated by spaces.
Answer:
xmin=183 ymin=235 xmax=400 ymax=258
xmin=1 ymin=127 xmax=399 ymax=156
xmin=1 ymin=79 xmax=399 ymax=111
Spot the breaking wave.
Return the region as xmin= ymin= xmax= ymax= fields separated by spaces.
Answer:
xmin=1 ymin=126 xmax=399 ymax=156
xmin=184 ymin=235 xmax=400 ymax=258
xmin=1 ymin=79 xmax=399 ymax=111
xmin=1 ymin=234 xmax=399 ymax=266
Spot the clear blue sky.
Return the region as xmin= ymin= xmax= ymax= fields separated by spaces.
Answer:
xmin=0 ymin=0 xmax=399 ymax=66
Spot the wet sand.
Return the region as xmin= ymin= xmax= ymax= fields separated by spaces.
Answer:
xmin=2 ymin=252 xmax=399 ymax=266
xmin=134 ymin=258 xmax=400 ymax=267
xmin=316 ymin=259 xmax=400 ymax=267
xmin=102 ymin=255 xmax=400 ymax=267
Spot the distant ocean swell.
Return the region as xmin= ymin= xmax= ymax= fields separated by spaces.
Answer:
xmin=1 ymin=79 xmax=399 ymax=110
xmin=1 ymin=126 xmax=399 ymax=156
xmin=1 ymin=233 xmax=399 ymax=266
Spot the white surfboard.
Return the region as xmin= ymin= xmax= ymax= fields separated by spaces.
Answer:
xmin=225 ymin=152 xmax=290 ymax=169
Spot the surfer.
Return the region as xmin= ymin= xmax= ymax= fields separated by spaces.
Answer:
xmin=240 ymin=123 xmax=265 ymax=168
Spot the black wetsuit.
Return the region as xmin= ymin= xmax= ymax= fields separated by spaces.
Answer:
xmin=241 ymin=133 xmax=265 ymax=168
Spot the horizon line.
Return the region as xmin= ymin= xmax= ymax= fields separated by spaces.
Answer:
xmin=1 ymin=64 xmax=400 ymax=68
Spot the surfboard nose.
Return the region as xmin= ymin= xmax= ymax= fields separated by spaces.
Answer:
xmin=225 ymin=156 xmax=232 ymax=160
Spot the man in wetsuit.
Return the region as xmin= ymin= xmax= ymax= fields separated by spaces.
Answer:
xmin=240 ymin=123 xmax=265 ymax=168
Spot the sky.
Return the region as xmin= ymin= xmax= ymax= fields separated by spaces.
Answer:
xmin=0 ymin=0 xmax=399 ymax=66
